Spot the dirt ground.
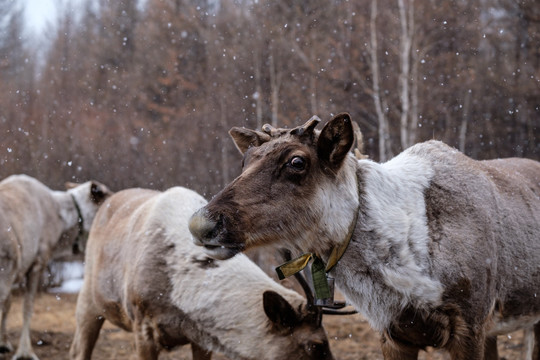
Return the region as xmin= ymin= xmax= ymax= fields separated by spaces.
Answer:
xmin=2 ymin=292 xmax=528 ymax=360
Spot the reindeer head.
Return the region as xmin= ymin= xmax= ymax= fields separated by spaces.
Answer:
xmin=66 ymin=180 xmax=113 ymax=232
xmin=189 ymin=113 xmax=359 ymax=260
xmin=262 ymin=289 xmax=334 ymax=360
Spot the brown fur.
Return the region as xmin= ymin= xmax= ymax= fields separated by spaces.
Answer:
xmin=189 ymin=113 xmax=540 ymax=360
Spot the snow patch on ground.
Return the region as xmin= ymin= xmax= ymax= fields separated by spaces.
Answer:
xmin=48 ymin=261 xmax=84 ymax=294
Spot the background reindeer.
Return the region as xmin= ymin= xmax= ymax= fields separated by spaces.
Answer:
xmin=0 ymin=174 xmax=111 ymax=360
xmin=189 ymin=113 xmax=540 ymax=360
xmin=70 ymin=186 xmax=334 ymax=360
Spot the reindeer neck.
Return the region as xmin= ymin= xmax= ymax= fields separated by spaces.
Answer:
xmin=329 ymin=152 xmax=444 ymax=332
xmin=311 ymin=156 xmax=361 ymax=262
xmin=356 ymin=152 xmax=434 ymax=252
xmin=51 ymin=190 xmax=80 ymax=230
xmin=324 ymin=161 xmax=362 ymax=272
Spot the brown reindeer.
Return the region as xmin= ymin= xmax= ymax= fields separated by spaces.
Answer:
xmin=70 ymin=186 xmax=334 ymax=360
xmin=0 ymin=174 xmax=112 ymax=360
xmin=189 ymin=113 xmax=540 ymax=360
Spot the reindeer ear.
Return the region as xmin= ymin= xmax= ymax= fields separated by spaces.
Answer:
xmin=229 ymin=127 xmax=271 ymax=154
xmin=263 ymin=291 xmax=299 ymax=331
xmin=90 ymin=181 xmax=111 ymax=204
xmin=317 ymin=113 xmax=354 ymax=174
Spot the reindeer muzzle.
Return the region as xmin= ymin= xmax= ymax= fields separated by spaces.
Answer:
xmin=189 ymin=209 xmax=240 ymax=260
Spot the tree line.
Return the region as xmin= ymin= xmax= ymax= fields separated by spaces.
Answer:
xmin=0 ymin=0 xmax=538 ymax=198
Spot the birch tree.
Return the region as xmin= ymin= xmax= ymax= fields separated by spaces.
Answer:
xmin=369 ymin=0 xmax=392 ymax=161
xmin=269 ymin=49 xmax=282 ymax=127
xmin=397 ymin=0 xmax=416 ymax=150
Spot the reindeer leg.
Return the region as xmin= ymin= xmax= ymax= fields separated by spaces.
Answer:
xmin=380 ymin=333 xmax=419 ymax=360
xmin=69 ymin=288 xmax=105 ymax=360
xmin=483 ymin=336 xmax=498 ymax=360
xmin=134 ymin=322 xmax=159 ymax=360
xmin=191 ymin=342 xmax=212 ymax=360
xmin=0 ymin=291 xmax=13 ymax=354
xmin=13 ymin=264 xmax=41 ymax=360
xmin=532 ymin=322 xmax=540 ymax=360
xmin=0 ymin=252 xmax=17 ymax=354
xmin=447 ymin=327 xmax=487 ymax=360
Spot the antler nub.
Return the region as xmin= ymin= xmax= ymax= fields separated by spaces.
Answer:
xmin=290 ymin=115 xmax=321 ymax=137
xmin=304 ymin=115 xmax=321 ymax=127
xmin=261 ymin=123 xmax=290 ymax=137
xmin=262 ymin=123 xmax=275 ymax=134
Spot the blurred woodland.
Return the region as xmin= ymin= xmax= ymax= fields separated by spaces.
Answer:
xmin=0 ymin=0 xmax=539 ymax=197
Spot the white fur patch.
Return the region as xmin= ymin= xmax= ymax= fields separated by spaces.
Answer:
xmin=305 ymin=161 xmax=359 ymax=255
xmin=147 ymin=187 xmax=309 ymax=359
xmin=328 ymin=152 xmax=443 ymax=332
xmin=363 ymin=152 xmax=441 ymax=301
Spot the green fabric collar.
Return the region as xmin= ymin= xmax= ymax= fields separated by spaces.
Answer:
xmin=274 ymin=208 xmax=356 ymax=280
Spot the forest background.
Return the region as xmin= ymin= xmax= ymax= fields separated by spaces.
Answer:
xmin=0 ymin=0 xmax=538 ymax=199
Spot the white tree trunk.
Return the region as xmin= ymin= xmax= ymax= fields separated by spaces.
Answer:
xmin=369 ymin=0 xmax=391 ymax=162
xmin=269 ymin=50 xmax=281 ymax=127
xmin=459 ymin=89 xmax=472 ymax=153
xmin=309 ymin=47 xmax=318 ymax=115
xmin=408 ymin=2 xmax=418 ymax=147
xmin=397 ymin=0 xmax=414 ymax=150
xmin=253 ymin=51 xmax=263 ymax=130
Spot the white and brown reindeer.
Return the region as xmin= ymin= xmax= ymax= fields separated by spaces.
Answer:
xmin=189 ymin=113 xmax=540 ymax=360
xmin=69 ymin=186 xmax=334 ymax=360
xmin=0 ymin=174 xmax=112 ymax=360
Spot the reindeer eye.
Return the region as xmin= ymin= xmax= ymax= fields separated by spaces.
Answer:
xmin=289 ymin=156 xmax=306 ymax=170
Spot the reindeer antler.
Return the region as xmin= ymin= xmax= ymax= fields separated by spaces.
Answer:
xmin=290 ymin=115 xmax=321 ymax=137
xmin=261 ymin=123 xmax=276 ymax=135
xmin=261 ymin=123 xmax=290 ymax=137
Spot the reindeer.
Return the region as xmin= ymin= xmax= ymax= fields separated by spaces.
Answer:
xmin=69 ymin=186 xmax=334 ymax=360
xmin=0 ymin=174 xmax=111 ymax=360
xmin=189 ymin=113 xmax=540 ymax=360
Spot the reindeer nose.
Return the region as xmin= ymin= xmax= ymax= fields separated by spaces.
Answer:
xmin=189 ymin=209 xmax=217 ymax=246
